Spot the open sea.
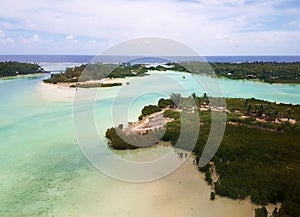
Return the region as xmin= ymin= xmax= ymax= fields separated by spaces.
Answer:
xmin=0 ymin=55 xmax=300 ymax=63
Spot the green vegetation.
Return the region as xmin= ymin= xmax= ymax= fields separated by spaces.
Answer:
xmin=138 ymin=105 xmax=161 ymax=120
xmin=105 ymin=127 xmax=138 ymax=149
xmin=105 ymin=126 xmax=163 ymax=149
xmin=210 ymin=192 xmax=216 ymax=200
xmin=205 ymin=171 xmax=213 ymax=185
xmin=44 ymin=61 xmax=300 ymax=85
xmin=255 ymin=207 xmax=268 ymax=217
xmin=44 ymin=64 xmax=86 ymax=83
xmin=152 ymin=61 xmax=299 ymax=83
xmin=163 ymin=109 xmax=180 ymax=119
xmin=43 ymin=63 xmax=148 ymax=83
xmin=225 ymin=97 xmax=300 ymax=131
xmin=158 ymin=98 xmax=173 ymax=108
xmin=166 ymin=95 xmax=300 ymax=217
xmin=210 ymin=62 xmax=300 ymax=84
xmin=106 ymin=93 xmax=300 ymax=217
xmin=172 ymin=95 xmax=300 ymax=217
xmin=0 ymin=61 xmax=44 ymax=77
xmin=179 ymin=61 xmax=300 ymax=83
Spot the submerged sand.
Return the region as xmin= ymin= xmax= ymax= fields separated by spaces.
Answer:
xmin=50 ymin=155 xmax=279 ymax=217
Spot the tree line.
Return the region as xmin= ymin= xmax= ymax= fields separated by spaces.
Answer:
xmin=43 ymin=63 xmax=148 ymax=83
xmin=210 ymin=62 xmax=300 ymax=83
xmin=43 ymin=61 xmax=300 ymax=84
xmin=0 ymin=61 xmax=43 ymax=77
xmin=177 ymin=61 xmax=300 ymax=83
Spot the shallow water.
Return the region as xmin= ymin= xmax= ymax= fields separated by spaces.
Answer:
xmin=0 ymin=71 xmax=299 ymax=216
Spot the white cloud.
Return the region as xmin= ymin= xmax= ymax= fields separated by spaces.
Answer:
xmin=32 ymin=33 xmax=40 ymax=41
xmin=0 ymin=30 xmax=14 ymax=45
xmin=65 ymin=35 xmax=74 ymax=40
xmin=65 ymin=34 xmax=78 ymax=44
xmin=19 ymin=34 xmax=41 ymax=44
xmin=0 ymin=30 xmax=5 ymax=38
xmin=289 ymin=20 xmax=300 ymax=28
xmin=0 ymin=0 xmax=299 ymax=54
xmin=0 ymin=37 xmax=14 ymax=45
xmin=6 ymin=37 xmax=14 ymax=44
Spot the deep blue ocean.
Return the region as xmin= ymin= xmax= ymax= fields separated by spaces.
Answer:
xmin=0 ymin=55 xmax=299 ymax=63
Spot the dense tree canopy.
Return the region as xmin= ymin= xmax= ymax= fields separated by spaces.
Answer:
xmin=44 ymin=61 xmax=300 ymax=84
xmin=210 ymin=62 xmax=300 ymax=83
xmin=138 ymin=105 xmax=161 ymax=120
xmin=43 ymin=63 xmax=148 ymax=83
xmin=0 ymin=61 xmax=43 ymax=77
xmin=107 ymin=94 xmax=300 ymax=217
xmin=179 ymin=61 xmax=300 ymax=83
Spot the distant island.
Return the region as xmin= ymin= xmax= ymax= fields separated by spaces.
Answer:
xmin=0 ymin=61 xmax=45 ymax=78
xmin=179 ymin=61 xmax=300 ymax=84
xmin=43 ymin=63 xmax=148 ymax=88
xmin=43 ymin=61 xmax=300 ymax=87
xmin=207 ymin=62 xmax=300 ymax=84
xmin=106 ymin=94 xmax=300 ymax=217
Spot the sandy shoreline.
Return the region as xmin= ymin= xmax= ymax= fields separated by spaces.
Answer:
xmin=77 ymin=77 xmax=126 ymax=85
xmin=37 ymin=82 xmax=77 ymax=101
xmin=37 ymin=77 xmax=127 ymax=101
xmin=52 ymin=154 xmax=279 ymax=217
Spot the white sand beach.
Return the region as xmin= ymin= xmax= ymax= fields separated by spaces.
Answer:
xmin=37 ymin=78 xmax=127 ymax=101
xmin=77 ymin=77 xmax=126 ymax=85
xmin=37 ymin=82 xmax=77 ymax=101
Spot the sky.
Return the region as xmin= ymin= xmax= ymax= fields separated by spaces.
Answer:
xmin=0 ymin=0 xmax=300 ymax=55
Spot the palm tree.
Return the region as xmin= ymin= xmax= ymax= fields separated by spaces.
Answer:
xmin=202 ymin=92 xmax=210 ymax=106
xmin=286 ymin=108 xmax=292 ymax=121
xmin=257 ymin=104 xmax=264 ymax=117
xmin=274 ymin=110 xmax=278 ymax=123
xmin=191 ymin=92 xmax=197 ymax=99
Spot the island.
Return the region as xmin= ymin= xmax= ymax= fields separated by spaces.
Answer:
xmin=106 ymin=94 xmax=300 ymax=217
xmin=43 ymin=61 xmax=300 ymax=87
xmin=43 ymin=63 xmax=148 ymax=88
xmin=0 ymin=61 xmax=45 ymax=78
xmin=204 ymin=62 xmax=300 ymax=84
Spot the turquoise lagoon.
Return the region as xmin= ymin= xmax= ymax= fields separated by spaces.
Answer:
xmin=0 ymin=71 xmax=299 ymax=216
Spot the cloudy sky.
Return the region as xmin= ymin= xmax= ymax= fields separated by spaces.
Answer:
xmin=0 ymin=0 xmax=300 ymax=55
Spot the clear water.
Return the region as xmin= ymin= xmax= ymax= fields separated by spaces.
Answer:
xmin=0 ymin=70 xmax=299 ymax=216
